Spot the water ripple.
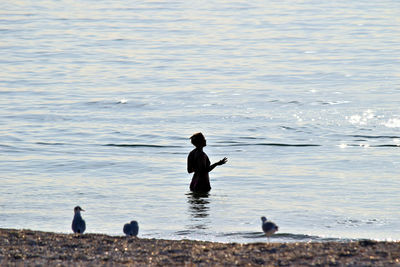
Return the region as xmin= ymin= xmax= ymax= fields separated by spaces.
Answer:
xmin=351 ymin=135 xmax=400 ymax=139
xmin=216 ymin=142 xmax=320 ymax=147
xmin=104 ymin=144 xmax=182 ymax=148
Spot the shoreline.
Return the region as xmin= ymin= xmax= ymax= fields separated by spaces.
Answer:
xmin=1 ymin=228 xmax=400 ymax=266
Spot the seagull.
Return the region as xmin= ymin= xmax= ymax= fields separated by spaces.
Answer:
xmin=72 ymin=206 xmax=86 ymax=234
xmin=261 ymin=216 xmax=278 ymax=241
xmin=123 ymin=220 xmax=139 ymax=237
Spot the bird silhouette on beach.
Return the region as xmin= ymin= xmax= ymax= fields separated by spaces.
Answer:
xmin=261 ymin=216 xmax=278 ymax=241
xmin=72 ymin=206 xmax=86 ymax=234
xmin=123 ymin=220 xmax=139 ymax=237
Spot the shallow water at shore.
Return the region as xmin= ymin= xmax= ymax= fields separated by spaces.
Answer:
xmin=1 ymin=0 xmax=400 ymax=243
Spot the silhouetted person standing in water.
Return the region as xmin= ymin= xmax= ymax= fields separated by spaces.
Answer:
xmin=187 ymin=132 xmax=227 ymax=192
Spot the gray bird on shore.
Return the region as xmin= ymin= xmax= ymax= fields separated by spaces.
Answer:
xmin=261 ymin=216 xmax=278 ymax=240
xmin=123 ymin=220 xmax=139 ymax=237
xmin=72 ymin=206 xmax=86 ymax=234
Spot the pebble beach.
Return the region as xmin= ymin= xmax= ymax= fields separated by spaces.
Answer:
xmin=1 ymin=228 xmax=400 ymax=266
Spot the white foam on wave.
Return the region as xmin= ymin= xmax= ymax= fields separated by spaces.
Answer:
xmin=118 ymin=98 xmax=128 ymax=104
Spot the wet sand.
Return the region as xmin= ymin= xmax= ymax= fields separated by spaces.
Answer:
xmin=1 ymin=228 xmax=400 ymax=266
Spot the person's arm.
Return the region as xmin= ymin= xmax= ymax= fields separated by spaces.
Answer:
xmin=187 ymin=151 xmax=194 ymax=173
xmin=209 ymin=157 xmax=228 ymax=172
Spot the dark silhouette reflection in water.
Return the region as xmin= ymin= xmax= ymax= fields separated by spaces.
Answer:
xmin=186 ymin=191 xmax=211 ymax=230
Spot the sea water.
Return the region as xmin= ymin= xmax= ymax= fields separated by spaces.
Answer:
xmin=1 ymin=0 xmax=400 ymax=243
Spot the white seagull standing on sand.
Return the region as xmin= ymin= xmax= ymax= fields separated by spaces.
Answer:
xmin=123 ymin=220 xmax=139 ymax=237
xmin=261 ymin=216 xmax=278 ymax=241
xmin=72 ymin=206 xmax=86 ymax=234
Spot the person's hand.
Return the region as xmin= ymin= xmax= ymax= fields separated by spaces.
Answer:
xmin=218 ymin=157 xmax=228 ymax=165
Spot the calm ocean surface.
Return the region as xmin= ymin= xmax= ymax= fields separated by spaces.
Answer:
xmin=1 ymin=0 xmax=400 ymax=243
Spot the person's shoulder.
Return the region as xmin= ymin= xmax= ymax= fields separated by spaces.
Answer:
xmin=188 ymin=148 xmax=197 ymax=157
xmin=189 ymin=148 xmax=205 ymax=157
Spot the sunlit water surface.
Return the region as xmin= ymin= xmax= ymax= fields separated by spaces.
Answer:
xmin=1 ymin=0 xmax=400 ymax=243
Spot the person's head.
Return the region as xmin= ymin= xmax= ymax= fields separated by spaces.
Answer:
xmin=190 ymin=132 xmax=206 ymax=148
